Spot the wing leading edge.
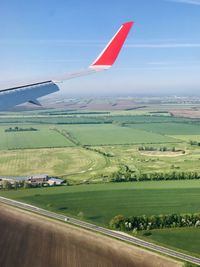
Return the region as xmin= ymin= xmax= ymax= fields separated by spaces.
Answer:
xmin=0 ymin=21 xmax=134 ymax=110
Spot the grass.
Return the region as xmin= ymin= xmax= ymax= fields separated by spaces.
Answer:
xmin=58 ymin=124 xmax=177 ymax=145
xmin=2 ymin=142 xmax=200 ymax=180
xmin=0 ymin=147 xmax=107 ymax=179
xmin=1 ymin=180 xmax=200 ymax=256
xmin=1 ymin=180 xmax=200 ymax=226
xmin=110 ymin=115 xmax=192 ymax=124
xmin=129 ymin=122 xmax=200 ymax=135
xmin=1 ymin=110 xmax=200 ymax=257
xmin=172 ymin=135 xmax=200 ymax=142
xmin=140 ymin=228 xmax=200 ymax=257
xmin=0 ymin=125 xmax=74 ymax=149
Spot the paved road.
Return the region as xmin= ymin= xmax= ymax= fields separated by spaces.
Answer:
xmin=0 ymin=196 xmax=200 ymax=265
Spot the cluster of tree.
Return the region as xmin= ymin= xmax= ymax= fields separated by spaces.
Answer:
xmin=84 ymin=146 xmax=114 ymax=157
xmin=0 ymin=180 xmax=32 ymax=190
xmin=138 ymin=146 xmax=183 ymax=153
xmin=110 ymin=168 xmax=200 ymax=182
xmin=56 ymin=121 xmax=111 ymax=125
xmin=189 ymin=140 xmax=200 ymax=146
xmin=5 ymin=126 xmax=38 ymax=132
xmin=110 ymin=213 xmax=200 ymax=231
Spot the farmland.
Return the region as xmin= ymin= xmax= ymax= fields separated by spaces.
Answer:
xmin=1 ymin=180 xmax=200 ymax=256
xmin=1 ymin=110 xmax=200 ymax=179
xmin=140 ymin=228 xmax=200 ymax=256
xmin=0 ymin=147 xmax=106 ymax=179
xmin=57 ymin=124 xmax=177 ymax=146
xmin=2 ymin=180 xmax=200 ymax=224
xmin=1 ymin=98 xmax=200 ymax=259
xmin=128 ymin=122 xmax=200 ymax=135
xmin=0 ymin=204 xmax=180 ymax=267
xmin=0 ymin=125 xmax=74 ymax=149
xmin=2 ymin=142 xmax=200 ymax=179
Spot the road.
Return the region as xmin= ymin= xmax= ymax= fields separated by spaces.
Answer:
xmin=0 ymin=196 xmax=200 ymax=266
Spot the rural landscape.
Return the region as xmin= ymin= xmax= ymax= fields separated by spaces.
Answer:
xmin=2 ymin=0 xmax=200 ymax=266
xmin=0 ymin=96 xmax=200 ymax=265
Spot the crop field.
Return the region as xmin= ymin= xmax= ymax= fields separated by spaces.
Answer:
xmin=141 ymin=228 xmax=200 ymax=257
xmin=172 ymin=135 xmax=200 ymax=142
xmin=0 ymin=115 xmax=109 ymax=124
xmin=58 ymin=124 xmax=177 ymax=145
xmin=1 ymin=113 xmax=200 ymax=180
xmin=111 ymin=115 xmax=191 ymax=124
xmin=1 ymin=105 xmax=200 ymax=258
xmin=1 ymin=180 xmax=200 ymax=224
xmin=0 ymin=125 xmax=74 ymax=149
xmin=2 ymin=141 xmax=200 ymax=180
xmin=1 ymin=180 xmax=200 ymax=256
xmin=0 ymin=147 xmax=106 ymax=179
xmin=0 ymin=205 xmax=179 ymax=267
xmin=1 ymin=133 xmax=199 ymax=177
xmin=129 ymin=122 xmax=200 ymax=135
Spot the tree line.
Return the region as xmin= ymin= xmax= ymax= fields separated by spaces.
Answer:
xmin=138 ymin=146 xmax=183 ymax=153
xmin=84 ymin=146 xmax=114 ymax=157
xmin=110 ymin=166 xmax=200 ymax=182
xmin=110 ymin=213 xmax=200 ymax=231
xmin=0 ymin=180 xmax=32 ymax=190
xmin=52 ymin=128 xmax=80 ymax=145
xmin=5 ymin=126 xmax=38 ymax=132
xmin=190 ymin=140 xmax=200 ymax=146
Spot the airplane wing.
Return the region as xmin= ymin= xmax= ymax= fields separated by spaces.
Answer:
xmin=0 ymin=21 xmax=133 ymax=111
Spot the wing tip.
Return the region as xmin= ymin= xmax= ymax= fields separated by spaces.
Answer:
xmin=90 ymin=21 xmax=134 ymax=69
xmin=123 ymin=21 xmax=134 ymax=26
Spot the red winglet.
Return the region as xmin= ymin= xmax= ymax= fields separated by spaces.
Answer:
xmin=90 ymin=21 xmax=134 ymax=69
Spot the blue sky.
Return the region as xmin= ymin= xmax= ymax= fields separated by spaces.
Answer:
xmin=1 ymin=0 xmax=200 ymax=97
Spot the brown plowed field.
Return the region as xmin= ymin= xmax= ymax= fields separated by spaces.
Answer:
xmin=0 ymin=204 xmax=182 ymax=267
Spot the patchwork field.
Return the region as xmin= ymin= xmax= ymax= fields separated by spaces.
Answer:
xmin=1 ymin=181 xmax=200 ymax=256
xmin=2 ymin=142 xmax=200 ymax=180
xmin=0 ymin=125 xmax=74 ymax=149
xmin=58 ymin=124 xmax=177 ymax=145
xmin=128 ymin=122 xmax=200 ymax=135
xmin=1 ymin=105 xmax=200 ymax=260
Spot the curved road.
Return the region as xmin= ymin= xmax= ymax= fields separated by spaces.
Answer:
xmin=0 ymin=196 xmax=200 ymax=266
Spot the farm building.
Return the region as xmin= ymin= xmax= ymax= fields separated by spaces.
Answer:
xmin=0 ymin=174 xmax=64 ymax=188
xmin=28 ymin=174 xmax=48 ymax=184
xmin=47 ymin=178 xmax=64 ymax=186
xmin=0 ymin=176 xmax=28 ymax=182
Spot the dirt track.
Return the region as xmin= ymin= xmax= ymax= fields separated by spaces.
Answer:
xmin=0 ymin=204 xmax=182 ymax=267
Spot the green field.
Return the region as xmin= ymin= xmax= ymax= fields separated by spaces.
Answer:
xmin=1 ymin=180 xmax=200 ymax=224
xmin=140 ymin=228 xmax=200 ymax=257
xmin=3 ymin=142 xmax=200 ymax=179
xmin=1 ymin=115 xmax=200 ymax=180
xmin=128 ymin=122 xmax=200 ymax=135
xmin=0 ymin=147 xmax=107 ymax=179
xmin=58 ymin=124 xmax=177 ymax=145
xmin=1 ymin=180 xmax=200 ymax=256
xmin=1 ymin=107 xmax=200 ymax=257
xmin=0 ymin=123 xmax=200 ymax=181
xmin=0 ymin=125 xmax=74 ymax=149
